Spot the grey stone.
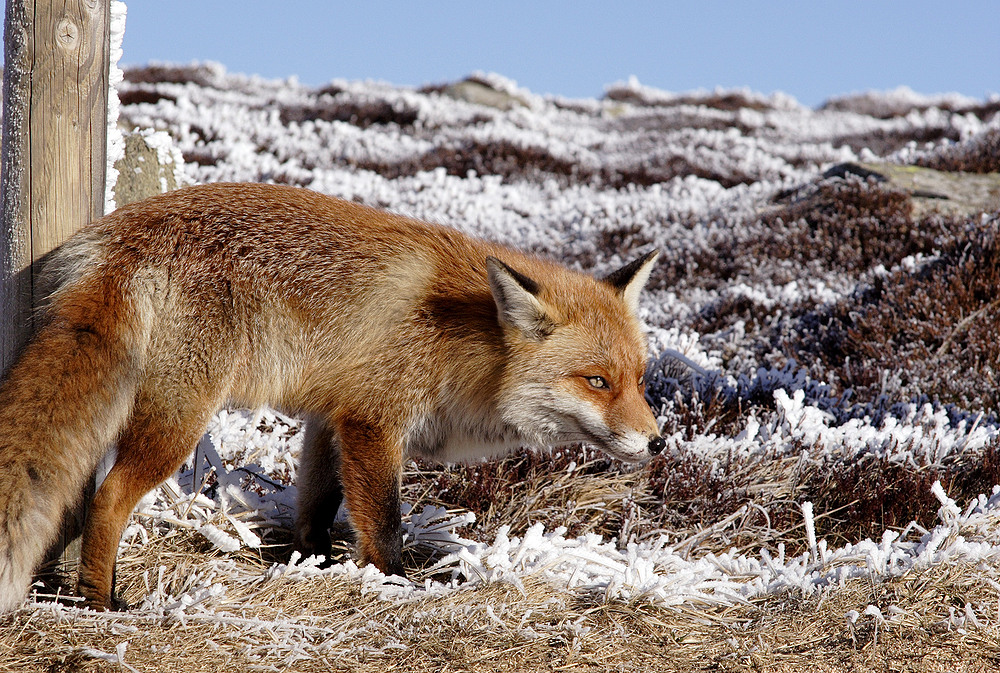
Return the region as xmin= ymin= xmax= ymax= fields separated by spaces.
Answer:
xmin=113 ymin=131 xmax=182 ymax=207
xmin=856 ymin=162 xmax=1000 ymax=218
xmin=442 ymin=79 xmax=528 ymax=111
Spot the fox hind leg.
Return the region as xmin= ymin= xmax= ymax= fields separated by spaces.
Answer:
xmin=293 ymin=418 xmax=343 ymax=566
xmin=78 ymin=392 xmax=217 ymax=609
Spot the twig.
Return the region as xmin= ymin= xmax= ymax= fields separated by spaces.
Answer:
xmin=935 ymin=297 xmax=1000 ymax=358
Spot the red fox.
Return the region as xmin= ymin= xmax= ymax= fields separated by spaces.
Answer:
xmin=0 ymin=183 xmax=663 ymax=612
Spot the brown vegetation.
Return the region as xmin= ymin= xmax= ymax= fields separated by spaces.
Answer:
xmin=12 ymin=67 xmax=996 ymax=671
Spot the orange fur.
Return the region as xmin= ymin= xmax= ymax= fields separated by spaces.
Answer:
xmin=0 ymin=183 xmax=662 ymax=611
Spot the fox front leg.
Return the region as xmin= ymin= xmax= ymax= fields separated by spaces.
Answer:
xmin=335 ymin=418 xmax=406 ymax=578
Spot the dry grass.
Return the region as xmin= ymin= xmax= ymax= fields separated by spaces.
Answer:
xmin=3 ymin=502 xmax=999 ymax=673
xmin=3 ymin=450 xmax=999 ymax=672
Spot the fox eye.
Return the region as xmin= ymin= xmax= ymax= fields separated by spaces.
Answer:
xmin=586 ymin=376 xmax=609 ymax=390
xmin=638 ymin=375 xmax=645 ymax=388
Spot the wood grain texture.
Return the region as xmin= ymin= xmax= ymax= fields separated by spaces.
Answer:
xmin=1 ymin=0 xmax=110 ymax=375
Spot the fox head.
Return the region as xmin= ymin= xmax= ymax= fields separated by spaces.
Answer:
xmin=487 ymin=251 xmax=664 ymax=463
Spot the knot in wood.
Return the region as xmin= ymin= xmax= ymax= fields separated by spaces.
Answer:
xmin=56 ymin=18 xmax=79 ymax=49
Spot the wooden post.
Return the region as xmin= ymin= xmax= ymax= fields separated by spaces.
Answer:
xmin=1 ymin=0 xmax=111 ymax=570
xmin=0 ymin=0 xmax=34 ymax=374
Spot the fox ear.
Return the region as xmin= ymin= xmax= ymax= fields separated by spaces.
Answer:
xmin=603 ymin=249 xmax=659 ymax=314
xmin=487 ymin=257 xmax=555 ymax=340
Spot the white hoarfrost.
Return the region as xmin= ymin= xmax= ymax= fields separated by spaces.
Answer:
xmin=28 ymin=417 xmax=1000 ymax=654
xmin=104 ymin=0 xmax=128 ymax=214
xmin=112 ymin=404 xmax=997 ymax=616
xmin=19 ymin=63 xmax=1000 ymax=662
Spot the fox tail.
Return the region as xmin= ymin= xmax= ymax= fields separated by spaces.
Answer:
xmin=0 ymin=284 xmax=141 ymax=613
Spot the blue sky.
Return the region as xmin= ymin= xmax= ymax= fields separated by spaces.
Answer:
xmin=121 ymin=1 xmax=999 ymax=107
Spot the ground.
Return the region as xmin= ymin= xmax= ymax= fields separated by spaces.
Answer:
xmin=2 ymin=66 xmax=999 ymax=671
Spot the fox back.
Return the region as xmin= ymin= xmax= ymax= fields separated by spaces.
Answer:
xmin=0 ymin=183 xmax=662 ymax=612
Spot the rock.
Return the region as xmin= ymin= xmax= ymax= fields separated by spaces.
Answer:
xmin=113 ymin=129 xmax=186 ymax=207
xmin=826 ymin=162 xmax=1000 ymax=218
xmin=859 ymin=162 xmax=1000 ymax=218
xmin=442 ymin=78 xmax=528 ymax=111
xmin=821 ymin=163 xmax=887 ymax=183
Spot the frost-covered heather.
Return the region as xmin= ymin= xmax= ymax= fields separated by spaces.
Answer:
xmin=116 ymin=63 xmax=998 ymax=336
xmin=23 ymin=63 xmax=995 ymax=664
xmin=38 ymin=418 xmax=998 ymax=666
xmin=135 ymin=448 xmax=1000 ymax=611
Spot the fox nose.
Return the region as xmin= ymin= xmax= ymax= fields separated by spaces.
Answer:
xmin=648 ymin=435 xmax=665 ymax=455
